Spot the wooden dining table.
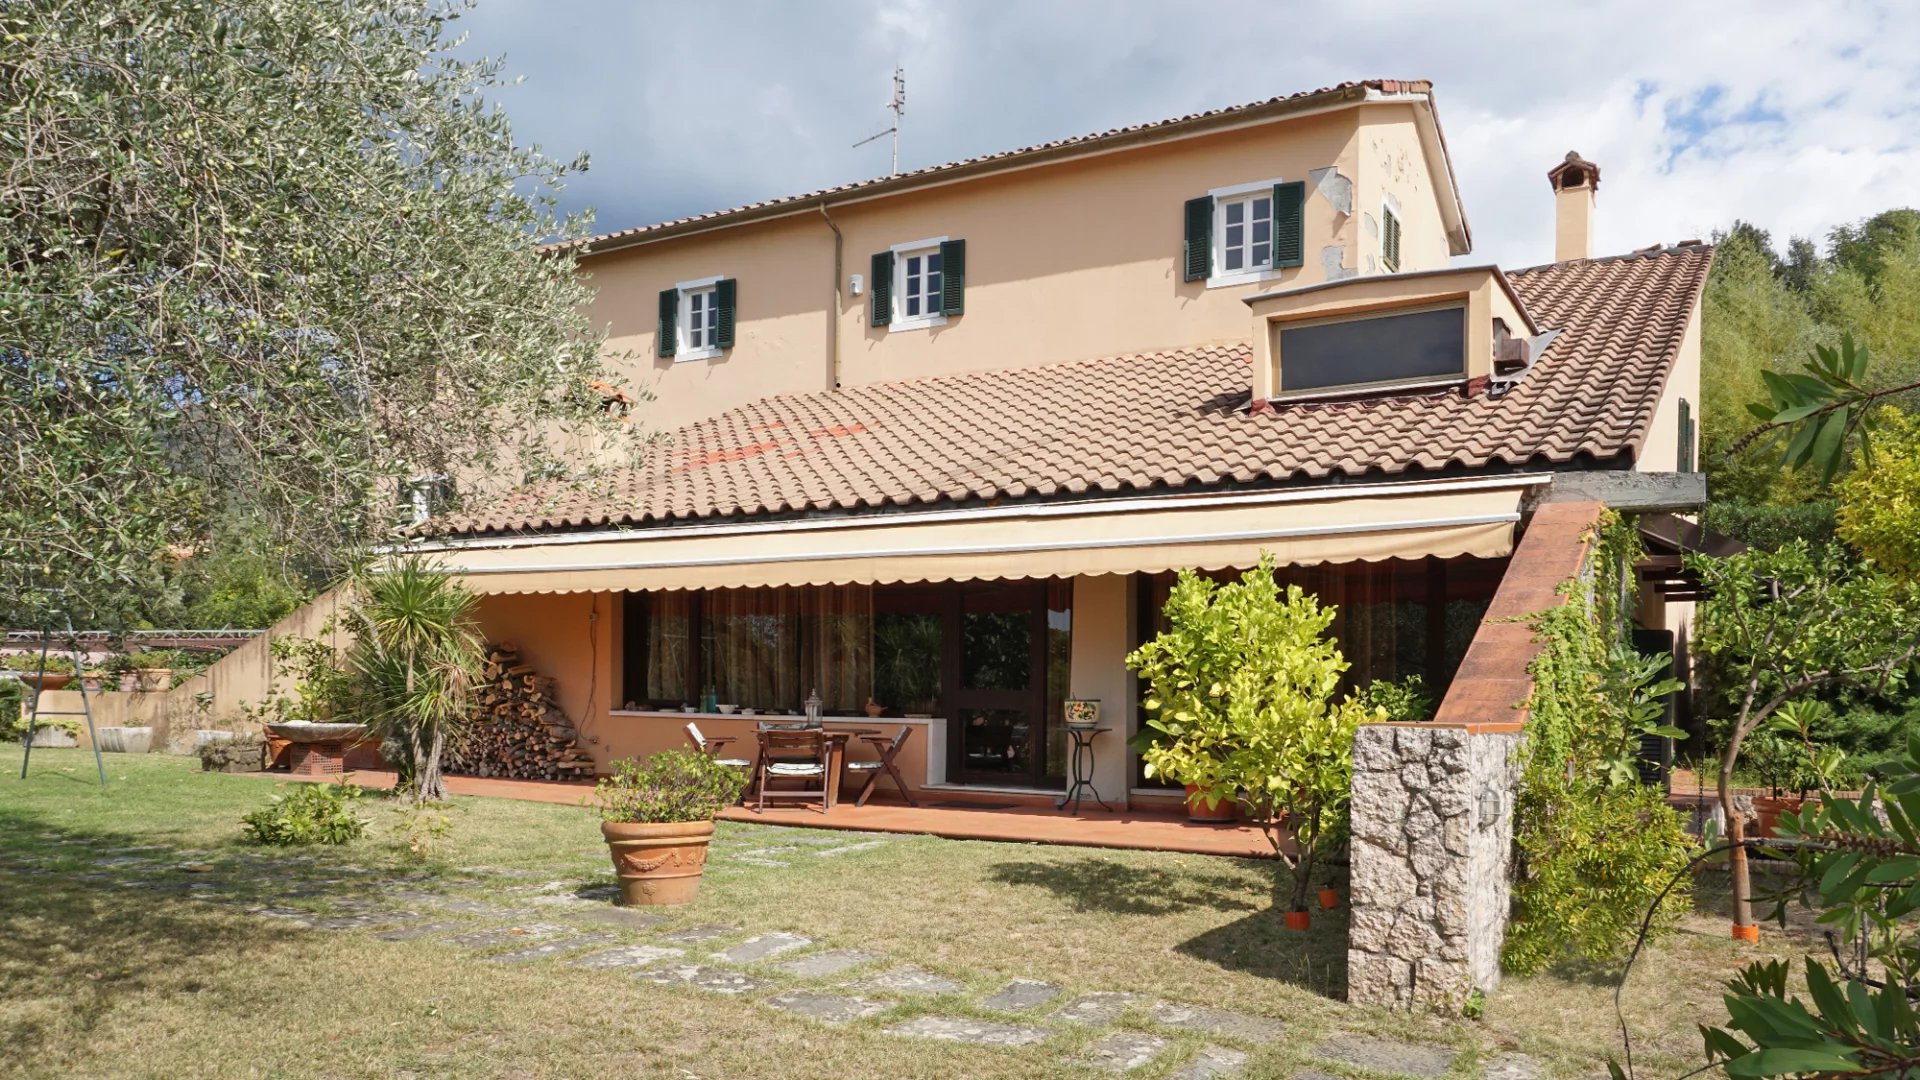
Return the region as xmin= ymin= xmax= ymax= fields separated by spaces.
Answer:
xmin=757 ymin=725 xmax=882 ymax=808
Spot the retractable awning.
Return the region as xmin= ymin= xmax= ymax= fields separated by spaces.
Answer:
xmin=413 ymin=478 xmax=1535 ymax=596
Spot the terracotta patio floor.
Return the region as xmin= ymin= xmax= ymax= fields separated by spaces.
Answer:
xmin=267 ymin=769 xmax=1274 ymax=859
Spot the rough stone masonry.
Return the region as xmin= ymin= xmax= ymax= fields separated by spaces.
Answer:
xmin=1346 ymin=722 xmax=1519 ymax=1011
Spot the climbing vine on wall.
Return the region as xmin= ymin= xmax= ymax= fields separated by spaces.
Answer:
xmin=1504 ymin=511 xmax=1698 ymax=974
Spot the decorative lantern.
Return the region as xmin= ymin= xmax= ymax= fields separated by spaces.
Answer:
xmin=804 ymin=688 xmax=823 ymax=726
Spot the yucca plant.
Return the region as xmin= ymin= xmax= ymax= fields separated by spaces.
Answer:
xmin=345 ymin=558 xmax=485 ymax=802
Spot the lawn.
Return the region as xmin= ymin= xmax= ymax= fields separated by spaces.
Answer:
xmin=1 ymin=749 xmax=1813 ymax=1079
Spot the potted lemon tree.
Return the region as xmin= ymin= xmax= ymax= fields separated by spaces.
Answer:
xmin=596 ymin=750 xmax=748 ymax=906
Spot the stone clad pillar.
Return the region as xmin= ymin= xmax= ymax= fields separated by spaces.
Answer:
xmin=1346 ymin=722 xmax=1519 ymax=1011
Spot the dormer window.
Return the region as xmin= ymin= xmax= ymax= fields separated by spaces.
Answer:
xmin=1185 ymin=180 xmax=1305 ymax=289
xmin=1273 ymin=303 xmax=1466 ymax=399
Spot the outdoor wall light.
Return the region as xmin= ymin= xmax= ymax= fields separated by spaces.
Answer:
xmin=1477 ymin=786 xmax=1504 ymax=828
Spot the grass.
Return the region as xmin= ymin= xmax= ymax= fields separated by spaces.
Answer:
xmin=0 ymin=748 xmax=1819 ymax=1079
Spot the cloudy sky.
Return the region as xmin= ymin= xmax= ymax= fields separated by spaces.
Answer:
xmin=456 ymin=0 xmax=1917 ymax=268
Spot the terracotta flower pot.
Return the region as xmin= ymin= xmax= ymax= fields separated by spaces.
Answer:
xmin=1284 ymin=910 xmax=1311 ymax=932
xmin=1185 ymin=784 xmax=1237 ymax=822
xmin=602 ymin=819 xmax=716 ymax=906
xmin=20 ymin=673 xmax=73 ymax=692
xmin=1318 ymin=888 xmax=1342 ymax=910
xmin=1752 ymin=795 xmax=1806 ymax=838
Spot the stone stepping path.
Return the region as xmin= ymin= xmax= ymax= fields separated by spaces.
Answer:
xmin=1082 ymin=1032 xmax=1170 ymax=1072
xmin=776 ymin=949 xmax=879 ymax=978
xmin=1146 ymin=1001 xmax=1286 ymax=1041
xmin=574 ymin=945 xmax=685 ymax=970
xmin=1057 ymin=992 xmax=1141 ymax=1025
xmin=763 ymin=989 xmax=891 ymax=1025
xmin=375 ymin=921 xmax=461 ymax=942
xmin=566 ymin=907 xmax=667 ymax=930
xmin=635 ymin=963 xmax=767 ymax=995
xmin=848 ymin=965 xmax=963 ymax=995
xmin=983 ymin=979 xmax=1061 ymax=1012
xmin=712 ymin=931 xmax=811 ymax=964
xmin=1484 ymin=1054 xmax=1544 ymax=1080
xmin=884 ymin=1015 xmax=1049 ymax=1047
xmin=490 ymin=934 xmax=614 ymax=964
xmin=1313 ymin=1035 xmax=1458 ymax=1078
xmin=446 ymin=922 xmax=572 ymax=949
xmin=1169 ymin=1047 xmax=1249 ymax=1080
xmin=657 ymin=924 xmax=737 ymax=944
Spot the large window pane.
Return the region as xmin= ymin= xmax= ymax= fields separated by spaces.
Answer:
xmin=874 ymin=612 xmax=941 ymax=715
xmin=1278 ymin=306 xmax=1466 ymax=394
xmin=963 ymin=610 xmax=1030 ymax=691
xmin=959 ymin=707 xmax=1031 ymax=775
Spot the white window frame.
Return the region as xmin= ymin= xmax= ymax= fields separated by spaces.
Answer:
xmin=1207 ymin=179 xmax=1286 ymax=289
xmin=674 ymin=275 xmax=725 ymax=362
xmin=403 ymin=473 xmax=453 ymax=525
xmin=889 ymin=235 xmax=948 ymax=333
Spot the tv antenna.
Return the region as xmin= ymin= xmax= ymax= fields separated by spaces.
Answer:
xmin=853 ymin=67 xmax=906 ymax=176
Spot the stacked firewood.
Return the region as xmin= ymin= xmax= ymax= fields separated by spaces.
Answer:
xmin=446 ymin=642 xmax=597 ymax=780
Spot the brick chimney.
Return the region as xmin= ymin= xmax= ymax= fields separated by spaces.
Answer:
xmin=1547 ymin=152 xmax=1600 ymax=262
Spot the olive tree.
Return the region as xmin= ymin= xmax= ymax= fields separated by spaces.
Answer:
xmin=1 ymin=0 xmax=637 ymax=628
xmin=1127 ymin=555 xmax=1371 ymax=915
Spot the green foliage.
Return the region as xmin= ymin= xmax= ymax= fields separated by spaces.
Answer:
xmin=1126 ymin=554 xmax=1372 ymax=913
xmin=0 ymin=0 xmax=636 ymax=629
xmin=1701 ymin=225 xmax=1818 ymax=504
xmin=0 ymin=680 xmax=26 ymax=741
xmin=241 ymin=780 xmax=369 ymax=846
xmin=0 ymin=653 xmax=77 ymax=675
xmin=1699 ymin=499 xmax=1839 ymax=552
xmin=391 ymin=797 xmax=454 ymax=860
xmin=595 ymin=751 xmax=749 ymax=825
xmin=344 ymin=561 xmax=485 ymax=803
xmin=1744 ymin=336 xmax=1882 ymax=484
xmin=1506 ymin=513 xmax=1697 ymax=973
xmin=1700 ymin=736 xmax=1920 ymax=1077
xmin=1836 ymin=407 xmax=1920 ymax=580
xmin=245 ymin=635 xmax=354 ymax=727
xmin=1355 ymin=674 xmax=1434 ymax=724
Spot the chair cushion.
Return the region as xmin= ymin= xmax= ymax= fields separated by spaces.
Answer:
xmin=766 ymin=762 xmax=825 ymax=776
xmin=844 ymin=761 xmax=882 ymax=770
xmin=715 ymin=758 xmax=752 ymax=768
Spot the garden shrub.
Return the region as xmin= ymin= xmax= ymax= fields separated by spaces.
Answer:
xmin=1505 ymin=512 xmax=1697 ymax=974
xmin=1700 ymin=499 xmax=1839 ymax=552
xmin=595 ymin=750 xmax=748 ymax=824
xmin=1355 ymin=674 xmax=1434 ymax=723
xmin=242 ymin=780 xmax=369 ymax=846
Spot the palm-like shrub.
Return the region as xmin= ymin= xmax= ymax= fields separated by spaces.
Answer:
xmin=345 ymin=559 xmax=484 ymax=802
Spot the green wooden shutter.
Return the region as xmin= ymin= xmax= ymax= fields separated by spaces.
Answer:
xmin=1382 ymin=208 xmax=1402 ymax=271
xmin=869 ymin=251 xmax=892 ymax=326
xmin=1679 ymin=399 xmax=1696 ymax=472
xmin=1183 ymin=196 xmax=1212 ymax=281
xmin=939 ymin=239 xmax=966 ymax=316
xmin=657 ymin=288 xmax=677 ymax=358
xmin=714 ymin=278 xmax=737 ymax=349
xmin=1272 ymin=181 xmax=1305 ymax=269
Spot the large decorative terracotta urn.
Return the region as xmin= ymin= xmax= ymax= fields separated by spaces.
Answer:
xmin=601 ymin=820 xmax=716 ymax=906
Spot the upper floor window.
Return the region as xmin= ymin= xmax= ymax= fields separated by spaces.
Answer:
xmin=401 ymin=474 xmax=454 ymax=526
xmin=1185 ymin=179 xmax=1305 ymax=288
xmin=657 ymin=276 xmax=736 ymax=361
xmin=1381 ymin=205 xmax=1403 ymax=272
xmin=871 ymin=237 xmax=966 ymax=332
xmin=1273 ymin=303 xmax=1466 ymax=399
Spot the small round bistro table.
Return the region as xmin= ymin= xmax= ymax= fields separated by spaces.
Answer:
xmin=1055 ymin=725 xmax=1111 ymax=815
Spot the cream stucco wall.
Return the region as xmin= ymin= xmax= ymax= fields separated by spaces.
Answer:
xmin=1637 ymin=295 xmax=1703 ymax=474
xmin=581 ymin=104 xmax=1460 ymax=436
xmin=1067 ymin=573 xmax=1137 ymax=807
xmin=1355 ymin=103 xmax=1452 ymax=276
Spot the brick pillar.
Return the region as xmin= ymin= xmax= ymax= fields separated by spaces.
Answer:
xmin=1346 ymin=500 xmax=1606 ymax=1011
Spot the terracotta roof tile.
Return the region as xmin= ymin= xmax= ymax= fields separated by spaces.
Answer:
xmin=434 ymin=245 xmax=1711 ymax=538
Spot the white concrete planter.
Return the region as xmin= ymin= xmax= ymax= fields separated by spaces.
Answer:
xmin=96 ymin=726 xmax=154 ymax=754
xmin=195 ymin=730 xmax=237 ymax=747
xmin=28 ymin=727 xmax=77 ymax=748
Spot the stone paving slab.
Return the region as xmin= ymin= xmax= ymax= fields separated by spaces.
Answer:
xmin=434 ymin=898 xmax=521 ymax=917
xmin=1483 ymin=1054 xmax=1545 ymax=1080
xmin=776 ymin=949 xmax=880 ymax=978
xmin=848 ymin=965 xmax=963 ymax=995
xmin=566 ymin=907 xmax=668 ymax=930
xmin=375 ymin=921 xmax=462 ymax=942
xmin=1312 ymin=1036 xmax=1458 ymax=1078
xmin=713 ymin=932 xmax=812 ymax=964
xmin=446 ymin=922 xmax=573 ymax=949
xmin=1056 ymin=992 xmax=1141 ymax=1025
xmin=883 ymin=1015 xmax=1051 ymax=1047
xmin=308 ymin=912 xmax=419 ymax=932
xmin=1081 ymin=1032 xmax=1170 ymax=1072
xmin=763 ymin=989 xmax=891 ymax=1025
xmin=574 ymin=945 xmax=686 ymax=970
xmin=657 ymin=924 xmax=738 ymax=944
xmin=1169 ymin=1047 xmax=1250 ymax=1080
xmin=983 ymin=979 xmax=1062 ymax=1013
xmin=490 ymin=934 xmax=614 ymax=964
xmin=1146 ymin=1001 xmax=1287 ymax=1042
xmin=634 ymin=963 xmax=768 ymax=995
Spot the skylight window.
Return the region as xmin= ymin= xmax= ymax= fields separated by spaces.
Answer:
xmin=1274 ymin=304 xmax=1466 ymax=397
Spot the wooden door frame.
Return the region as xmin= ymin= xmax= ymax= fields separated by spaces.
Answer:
xmin=945 ymin=581 xmax=1054 ymax=788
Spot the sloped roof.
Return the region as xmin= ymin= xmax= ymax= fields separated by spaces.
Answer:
xmin=551 ymin=79 xmax=1467 ymax=256
xmin=433 ymin=243 xmax=1712 ymax=539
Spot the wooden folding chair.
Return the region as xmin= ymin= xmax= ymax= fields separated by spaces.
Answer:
xmin=845 ymin=726 xmax=918 ymax=807
xmin=753 ymin=727 xmax=828 ymax=813
xmin=684 ymin=721 xmax=750 ymax=767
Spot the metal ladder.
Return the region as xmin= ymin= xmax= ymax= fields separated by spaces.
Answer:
xmin=18 ymin=610 xmax=107 ymax=785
